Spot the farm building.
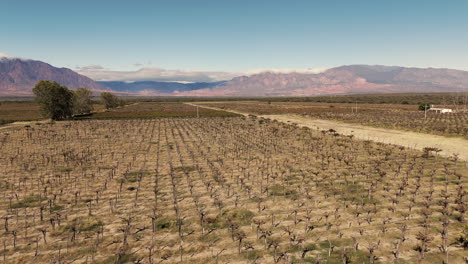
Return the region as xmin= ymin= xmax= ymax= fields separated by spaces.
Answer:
xmin=427 ymin=104 xmax=468 ymax=113
xmin=428 ymin=106 xmax=453 ymax=113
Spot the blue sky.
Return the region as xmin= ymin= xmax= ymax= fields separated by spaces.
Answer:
xmin=1 ymin=0 xmax=468 ymax=81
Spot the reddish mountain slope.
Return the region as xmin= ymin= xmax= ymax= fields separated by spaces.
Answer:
xmin=0 ymin=57 xmax=106 ymax=96
xmin=178 ymin=65 xmax=468 ymax=96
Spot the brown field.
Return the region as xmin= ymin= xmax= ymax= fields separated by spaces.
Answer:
xmin=0 ymin=113 xmax=466 ymax=263
xmin=0 ymin=102 xmax=107 ymax=125
xmin=0 ymin=102 xmax=42 ymax=124
xmin=86 ymin=102 xmax=239 ymax=119
xmin=197 ymin=101 xmax=468 ymax=138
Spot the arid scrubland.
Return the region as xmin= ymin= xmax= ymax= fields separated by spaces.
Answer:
xmin=0 ymin=114 xmax=466 ymax=263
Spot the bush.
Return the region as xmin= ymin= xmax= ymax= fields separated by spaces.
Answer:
xmin=418 ymin=103 xmax=431 ymax=111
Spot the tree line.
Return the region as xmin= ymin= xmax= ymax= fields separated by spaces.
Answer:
xmin=33 ymin=80 xmax=125 ymax=120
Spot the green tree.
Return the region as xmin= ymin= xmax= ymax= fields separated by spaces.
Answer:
xmin=418 ymin=103 xmax=431 ymax=111
xmin=73 ymin=88 xmax=94 ymax=115
xmin=33 ymin=80 xmax=75 ymax=120
xmin=101 ymin=92 xmax=123 ymax=109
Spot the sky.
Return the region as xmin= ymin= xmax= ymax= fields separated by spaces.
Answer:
xmin=1 ymin=0 xmax=468 ymax=82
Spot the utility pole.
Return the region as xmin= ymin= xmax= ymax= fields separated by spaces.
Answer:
xmin=424 ymin=104 xmax=428 ymax=119
xmin=196 ymin=106 xmax=199 ymax=118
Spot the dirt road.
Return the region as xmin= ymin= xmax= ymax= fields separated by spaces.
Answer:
xmin=187 ymin=103 xmax=468 ymax=161
xmin=0 ymin=120 xmax=51 ymax=131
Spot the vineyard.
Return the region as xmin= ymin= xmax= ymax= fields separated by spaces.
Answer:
xmin=0 ymin=113 xmax=466 ymax=263
xmin=86 ymin=102 xmax=239 ymax=119
xmin=0 ymin=102 xmax=42 ymax=125
xmin=198 ymin=102 xmax=468 ymax=138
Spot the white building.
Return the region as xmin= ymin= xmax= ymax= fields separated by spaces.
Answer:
xmin=428 ymin=105 xmax=454 ymax=113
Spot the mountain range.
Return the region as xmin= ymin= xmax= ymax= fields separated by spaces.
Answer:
xmin=0 ymin=56 xmax=467 ymax=96
xmin=177 ymin=65 xmax=468 ymax=96
xmin=0 ymin=57 xmax=106 ymax=96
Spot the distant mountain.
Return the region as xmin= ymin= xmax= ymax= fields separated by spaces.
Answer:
xmin=98 ymin=80 xmax=226 ymax=94
xmin=333 ymin=65 xmax=468 ymax=89
xmin=0 ymin=57 xmax=106 ymax=96
xmin=1 ymin=57 xmax=467 ymax=97
xmin=177 ymin=65 xmax=468 ymax=96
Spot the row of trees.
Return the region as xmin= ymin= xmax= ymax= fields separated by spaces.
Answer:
xmin=33 ymin=80 xmax=124 ymax=120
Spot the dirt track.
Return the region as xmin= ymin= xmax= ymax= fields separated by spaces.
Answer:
xmin=0 ymin=120 xmax=51 ymax=131
xmin=187 ymin=103 xmax=468 ymax=161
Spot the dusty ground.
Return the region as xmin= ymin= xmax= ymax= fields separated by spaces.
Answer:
xmin=187 ymin=103 xmax=468 ymax=161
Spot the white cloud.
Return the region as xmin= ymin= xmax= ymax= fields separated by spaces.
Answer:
xmin=0 ymin=52 xmax=29 ymax=60
xmin=76 ymin=64 xmax=105 ymax=71
xmin=0 ymin=52 xmax=13 ymax=58
xmin=243 ymin=68 xmax=328 ymax=75
xmin=78 ymin=67 xmax=240 ymax=82
xmin=0 ymin=53 xmax=328 ymax=82
xmin=78 ymin=66 xmax=329 ymax=83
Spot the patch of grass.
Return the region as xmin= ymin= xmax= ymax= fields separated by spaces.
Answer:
xmin=75 ymin=247 xmax=98 ymax=256
xmin=56 ymin=167 xmax=73 ymax=173
xmin=98 ymin=166 xmax=115 ymax=170
xmin=175 ymin=166 xmax=195 ymax=172
xmin=198 ymin=233 xmax=218 ymax=243
xmin=348 ymin=250 xmax=372 ymax=263
xmin=50 ymin=204 xmax=64 ymax=212
xmin=126 ymin=171 xmax=150 ymax=176
xmin=100 ymin=253 xmax=138 ymax=264
xmin=336 ymin=182 xmax=366 ymax=201
xmin=269 ymin=184 xmax=298 ymax=199
xmin=303 ymin=249 xmax=375 ymax=264
xmin=319 ymin=241 xmax=332 ymax=249
xmin=241 ymin=249 xmax=263 ymax=261
xmin=120 ymin=170 xmax=150 ymax=183
xmin=62 ymin=216 xmax=103 ymax=232
xmin=0 ymin=120 xmax=14 ymax=126
xmin=0 ymin=248 xmax=9 ymax=256
xmin=155 ymin=217 xmax=176 ymax=230
xmin=287 ymin=244 xmax=303 ymax=253
xmin=318 ymin=239 xmax=351 ymax=249
xmin=205 ymin=216 xmax=221 ymax=230
xmin=222 ymin=208 xmax=254 ymax=226
xmin=301 ymin=243 xmax=317 ymax=252
xmin=335 ymin=182 xmax=379 ymax=205
xmin=11 ymin=195 xmax=46 ymax=209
